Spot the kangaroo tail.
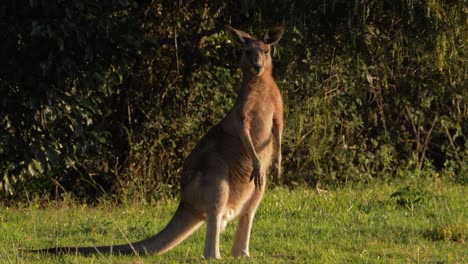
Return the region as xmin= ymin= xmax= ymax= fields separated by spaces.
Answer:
xmin=32 ymin=203 xmax=204 ymax=256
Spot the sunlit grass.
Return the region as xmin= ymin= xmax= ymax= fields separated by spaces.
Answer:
xmin=1 ymin=178 xmax=466 ymax=263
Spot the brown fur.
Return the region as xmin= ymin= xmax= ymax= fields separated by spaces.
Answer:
xmin=33 ymin=25 xmax=284 ymax=259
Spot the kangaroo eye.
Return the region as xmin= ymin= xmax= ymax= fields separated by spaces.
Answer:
xmin=264 ymin=51 xmax=269 ymax=55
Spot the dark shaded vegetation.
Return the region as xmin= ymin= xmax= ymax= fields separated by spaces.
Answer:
xmin=1 ymin=0 xmax=466 ymax=202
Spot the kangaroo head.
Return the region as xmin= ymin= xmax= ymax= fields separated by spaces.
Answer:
xmin=225 ymin=25 xmax=285 ymax=76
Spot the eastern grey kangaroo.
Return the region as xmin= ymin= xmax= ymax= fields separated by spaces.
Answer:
xmin=34 ymin=25 xmax=284 ymax=259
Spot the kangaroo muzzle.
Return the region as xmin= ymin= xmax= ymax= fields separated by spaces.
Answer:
xmin=250 ymin=64 xmax=265 ymax=76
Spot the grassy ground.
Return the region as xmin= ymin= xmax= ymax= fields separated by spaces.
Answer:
xmin=1 ymin=178 xmax=466 ymax=263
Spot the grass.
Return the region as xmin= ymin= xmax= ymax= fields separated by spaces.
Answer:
xmin=0 ymin=178 xmax=466 ymax=263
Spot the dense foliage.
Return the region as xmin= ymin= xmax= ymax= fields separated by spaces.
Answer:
xmin=1 ymin=0 xmax=466 ymax=202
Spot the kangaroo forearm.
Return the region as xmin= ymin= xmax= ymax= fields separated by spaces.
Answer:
xmin=239 ymin=130 xmax=260 ymax=167
xmin=272 ymin=126 xmax=282 ymax=162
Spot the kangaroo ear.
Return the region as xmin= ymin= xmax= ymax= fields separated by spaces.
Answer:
xmin=263 ymin=26 xmax=285 ymax=45
xmin=225 ymin=25 xmax=253 ymax=45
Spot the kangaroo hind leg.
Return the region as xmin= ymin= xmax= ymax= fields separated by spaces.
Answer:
xmin=232 ymin=187 xmax=265 ymax=257
xmin=199 ymin=154 xmax=230 ymax=259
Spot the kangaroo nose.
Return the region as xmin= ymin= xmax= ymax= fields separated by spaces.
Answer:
xmin=253 ymin=64 xmax=261 ymax=72
xmin=251 ymin=64 xmax=264 ymax=75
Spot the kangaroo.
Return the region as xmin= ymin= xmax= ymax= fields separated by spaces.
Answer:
xmin=33 ymin=25 xmax=285 ymax=259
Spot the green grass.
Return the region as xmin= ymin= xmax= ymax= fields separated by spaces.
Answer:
xmin=1 ymin=178 xmax=466 ymax=263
